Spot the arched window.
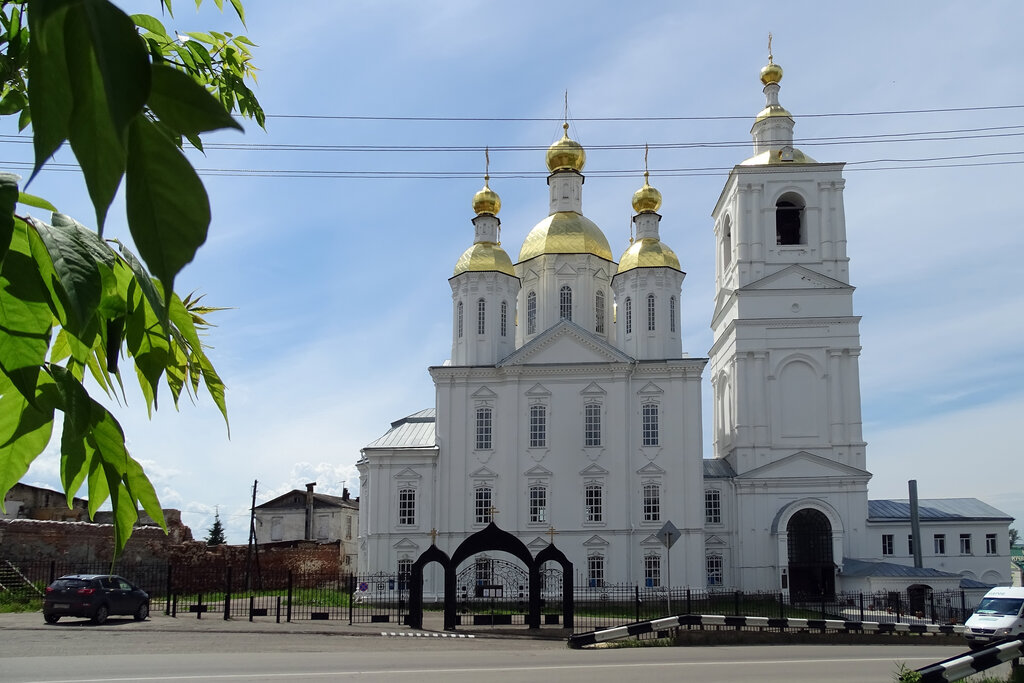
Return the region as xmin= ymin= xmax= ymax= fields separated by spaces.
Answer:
xmin=776 ymin=195 xmax=805 ymax=245
xmin=527 ymin=291 xmax=537 ymax=335
xmin=559 ymin=285 xmax=572 ymax=321
xmin=669 ymin=296 xmax=677 ymax=333
xmin=647 ymin=293 xmax=656 ymax=331
xmin=595 ymin=291 xmax=605 ymax=334
xmin=706 ymin=554 xmax=724 ymax=586
xmin=500 ymin=301 xmax=507 ymax=337
xmin=457 ymin=301 xmax=463 ymax=338
xmin=477 ymin=298 xmax=486 ymax=335
xmin=722 ymin=216 xmax=733 ymax=269
xmin=624 ymin=297 xmax=632 ymax=334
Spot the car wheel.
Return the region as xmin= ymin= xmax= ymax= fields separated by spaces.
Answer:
xmin=134 ymin=602 xmax=149 ymax=621
xmin=92 ymin=604 xmax=109 ymax=625
xmin=44 ymin=613 xmax=59 ymax=624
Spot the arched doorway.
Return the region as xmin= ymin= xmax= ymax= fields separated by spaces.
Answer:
xmin=786 ymin=508 xmax=835 ymax=598
xmin=907 ymin=583 xmax=932 ymax=617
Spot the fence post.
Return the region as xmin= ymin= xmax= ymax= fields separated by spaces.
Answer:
xmin=635 ymin=585 xmax=640 ymax=623
xmin=171 ymin=594 xmax=177 ymax=618
xmin=779 ymin=592 xmax=785 ymax=620
xmin=224 ymin=567 xmax=232 ymax=621
xmin=197 ymin=593 xmax=203 ymax=620
xmin=734 ymin=590 xmax=740 ymax=616
xmin=276 ymin=595 xmax=281 ymax=624
xmin=820 ymin=593 xmax=826 ymax=620
xmin=960 ymin=590 xmax=966 ymax=623
xmin=286 ymin=571 xmax=293 ymax=623
xmin=165 ymin=564 xmax=172 ymax=615
xmin=249 ymin=595 xmax=254 ymax=622
xmin=687 ymin=588 xmax=692 ymax=617
xmin=349 ymin=574 xmax=355 ymax=626
xmin=929 ymin=591 xmax=935 ymax=624
xmin=49 ymin=560 xmax=55 ymax=585
xmin=859 ymin=592 xmax=864 ymax=623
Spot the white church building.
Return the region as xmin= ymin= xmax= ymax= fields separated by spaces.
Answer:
xmin=356 ymin=55 xmax=1012 ymax=597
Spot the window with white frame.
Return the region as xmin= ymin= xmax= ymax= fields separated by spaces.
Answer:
xmin=270 ymin=516 xmax=283 ymax=541
xmin=595 ymin=291 xmax=605 ymax=334
xmin=647 ymin=293 xmax=656 ymax=331
xmin=588 ymin=555 xmax=605 ymax=587
xmin=475 ymin=557 xmax=492 ymax=585
xmin=560 ymin=285 xmax=572 ymax=321
xmin=585 ymin=483 xmax=603 ymax=523
xmin=705 ymin=489 xmax=721 ymax=525
xmin=624 ymin=297 xmax=632 ymax=334
xmin=706 ymin=554 xmax=723 ymax=586
xmin=475 ymin=406 xmax=493 ymax=450
xmin=644 ymin=554 xmax=661 ymax=587
xmin=642 ymin=403 xmax=659 ymax=446
xmin=475 ymin=487 xmax=493 ymax=524
xmin=584 ymin=403 xmax=601 ymax=447
xmin=934 ymin=534 xmax=946 ymax=555
xmin=527 ymin=291 xmax=537 ymax=335
xmin=960 ymin=534 xmax=972 ymax=555
xmin=397 ymin=559 xmax=412 ymax=590
xmin=500 ymin=301 xmax=507 ymax=337
xmin=643 ymin=482 xmax=661 ymax=522
xmin=882 ymin=534 xmax=894 ymax=556
xmin=529 ymin=404 xmax=547 ymax=448
xmin=986 ymin=533 xmax=998 ymax=555
xmin=457 ymin=302 xmax=464 ymax=338
xmin=398 ymin=488 xmax=416 ymax=526
xmin=477 ymin=298 xmax=486 ymax=335
xmin=529 ymin=485 xmax=547 ymax=523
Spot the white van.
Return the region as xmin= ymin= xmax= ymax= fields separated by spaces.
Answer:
xmin=964 ymin=586 xmax=1024 ymax=649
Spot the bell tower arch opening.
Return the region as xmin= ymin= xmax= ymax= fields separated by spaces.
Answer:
xmin=786 ymin=507 xmax=835 ymax=598
xmin=775 ymin=193 xmax=805 ymax=245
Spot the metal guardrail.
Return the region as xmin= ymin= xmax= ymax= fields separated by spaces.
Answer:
xmin=912 ymin=637 xmax=1023 ymax=682
xmin=568 ymin=613 xmax=964 ymax=648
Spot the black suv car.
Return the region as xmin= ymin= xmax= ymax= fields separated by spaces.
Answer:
xmin=43 ymin=574 xmax=150 ymax=624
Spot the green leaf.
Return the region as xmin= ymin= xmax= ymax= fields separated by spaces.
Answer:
xmin=0 ymin=172 xmax=19 ymax=265
xmin=0 ymin=221 xmax=53 ymax=396
xmin=26 ymin=216 xmax=102 ymax=340
xmin=228 ymin=0 xmax=246 ymax=26
xmin=26 ymin=3 xmax=72 ymax=183
xmin=185 ymin=31 xmax=216 ymax=44
xmin=195 ymin=347 xmax=229 ymax=434
xmin=131 ymin=14 xmax=167 ymax=36
xmin=148 ymin=63 xmax=242 ymax=137
xmin=0 ymin=89 xmax=29 ymax=115
xmin=0 ymin=370 xmax=55 ymax=511
xmin=183 ymin=39 xmax=212 ymax=68
xmin=124 ymin=454 xmax=165 ymax=531
xmin=114 ymin=241 xmax=165 ymax=326
xmin=124 ymin=279 xmax=168 ymax=413
xmin=125 ymin=116 xmax=210 ymax=309
xmin=17 ymin=191 xmax=59 ymax=214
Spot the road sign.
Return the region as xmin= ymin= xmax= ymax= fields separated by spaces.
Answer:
xmin=658 ymin=520 xmax=680 ymax=549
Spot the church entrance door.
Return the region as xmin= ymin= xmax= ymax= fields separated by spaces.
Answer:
xmin=786 ymin=508 xmax=835 ymax=599
xmin=456 ymin=556 xmax=529 ymax=625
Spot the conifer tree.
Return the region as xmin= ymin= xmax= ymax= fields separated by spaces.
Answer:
xmin=205 ymin=509 xmax=226 ymax=546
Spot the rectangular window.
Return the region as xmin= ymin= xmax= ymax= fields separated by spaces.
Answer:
xmin=475 ymin=407 xmax=492 ymax=450
xmin=595 ymin=292 xmax=605 ymax=334
xmin=986 ymin=533 xmax=998 ymax=555
xmin=881 ymin=534 xmax=894 ymax=556
xmin=585 ymin=484 xmax=603 ymax=523
xmin=529 ymin=405 xmax=547 ymax=448
xmin=705 ymin=489 xmax=722 ymax=525
xmin=670 ymin=296 xmax=676 ymax=333
xmin=270 ymin=516 xmax=283 ymax=541
xmin=908 ymin=534 xmax=914 ymax=555
xmin=397 ymin=559 xmax=412 ymax=591
xmin=647 ymin=294 xmax=656 ymax=331
xmin=642 ymin=403 xmax=659 ymax=447
xmin=477 ymin=299 xmax=486 ymax=335
xmin=584 ymin=403 xmax=601 ymax=447
xmin=527 ymin=292 xmax=536 ymax=335
xmin=588 ymin=555 xmax=605 ymax=587
xmin=706 ymin=554 xmax=723 ymax=586
xmin=475 ymin=558 xmax=492 ymax=585
xmin=529 ymin=486 xmax=547 ymax=524
xmin=934 ymin=534 xmax=946 ymax=555
xmin=398 ymin=488 xmax=416 ymax=526
xmin=643 ymin=483 xmax=660 ymax=522
xmin=625 ymin=298 xmax=632 ymax=334
xmin=475 ymin=487 xmax=492 ymax=524
xmin=560 ymin=285 xmax=572 ymax=321
xmin=316 ymin=514 xmax=329 ymax=539
xmin=960 ymin=534 xmax=972 ymax=555
xmin=500 ymin=301 xmax=507 ymax=337
xmin=644 ymin=554 xmax=661 ymax=587
xmin=345 ymin=515 xmax=352 ymax=540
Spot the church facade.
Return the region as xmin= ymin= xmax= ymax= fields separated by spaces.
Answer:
xmin=355 ymin=55 xmax=1012 ymax=596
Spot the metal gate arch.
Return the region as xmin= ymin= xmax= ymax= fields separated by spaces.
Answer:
xmin=407 ymin=522 xmax=573 ymax=630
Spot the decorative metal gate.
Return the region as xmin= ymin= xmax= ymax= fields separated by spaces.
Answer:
xmin=455 ymin=557 xmax=529 ymax=625
xmin=787 ymin=508 xmax=835 ymax=599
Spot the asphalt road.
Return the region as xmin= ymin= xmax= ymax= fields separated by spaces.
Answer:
xmin=0 ymin=612 xmax=1008 ymax=683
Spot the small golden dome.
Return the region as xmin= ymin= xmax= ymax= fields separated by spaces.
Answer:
xmin=518 ymin=211 xmax=612 ymax=262
xmin=632 ymin=172 xmax=662 ymax=214
xmin=453 ymin=242 xmax=515 ymax=277
xmin=616 ymin=238 xmax=682 ymax=274
xmin=546 ymin=123 xmax=586 ymax=173
xmin=760 ymin=60 xmax=783 ymax=86
xmin=472 ymin=177 xmax=501 ymax=216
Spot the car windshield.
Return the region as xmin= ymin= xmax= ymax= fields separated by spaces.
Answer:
xmin=975 ymin=597 xmax=1024 ymax=616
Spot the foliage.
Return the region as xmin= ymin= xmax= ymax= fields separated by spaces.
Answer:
xmin=0 ymin=0 xmax=262 ymax=557
xmin=205 ymin=508 xmax=225 ymax=546
xmin=1011 ymin=527 xmax=1019 ymax=547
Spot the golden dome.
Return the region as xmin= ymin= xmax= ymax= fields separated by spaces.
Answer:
xmin=453 ymin=242 xmax=515 ymax=277
xmin=472 ymin=177 xmax=501 ymax=216
xmin=546 ymin=123 xmax=586 ymax=173
xmin=740 ymin=147 xmax=817 ymax=166
xmin=760 ymin=60 xmax=783 ymax=86
xmin=632 ymin=172 xmax=662 ymax=214
xmin=518 ymin=211 xmax=612 ymax=262
xmin=617 ymin=238 xmax=681 ymax=274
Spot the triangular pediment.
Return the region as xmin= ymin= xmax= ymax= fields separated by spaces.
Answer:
xmin=712 ymin=287 xmax=736 ymax=326
xmin=527 ymin=537 xmax=549 ymax=549
xmin=498 ymin=320 xmax=634 ymax=367
xmin=738 ymin=450 xmax=871 ymax=480
xmin=469 ymin=466 xmax=498 ymax=479
xmin=637 ymin=382 xmax=663 ymax=396
xmin=640 ymin=534 xmax=664 ymax=546
xmin=743 ymin=265 xmax=851 ymax=292
xmin=393 ymin=537 xmax=420 ymax=550
xmin=580 ymin=382 xmax=606 ymax=396
xmin=525 ymin=383 xmax=550 ymax=397
xmin=524 ymin=464 xmax=552 ymax=477
xmin=637 ymin=462 xmax=666 ymax=476
xmin=555 ymin=262 xmax=577 ymax=276
xmin=471 ymin=386 xmax=497 ymax=399
xmin=583 ymin=535 xmax=609 ymax=547
xmin=579 ymin=463 xmax=609 ymax=477
xmin=521 ymin=267 xmax=540 ymax=283
xmin=705 ymin=535 xmax=727 ymax=546
xmin=393 ymin=467 xmax=422 ymax=480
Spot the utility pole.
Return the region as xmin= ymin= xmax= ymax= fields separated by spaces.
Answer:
xmin=245 ymin=480 xmax=260 ymax=590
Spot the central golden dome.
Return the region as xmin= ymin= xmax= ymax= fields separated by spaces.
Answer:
xmin=617 ymin=238 xmax=681 ymax=274
xmin=518 ymin=212 xmax=612 ymax=262
xmin=546 ymin=123 xmax=586 ymax=173
xmin=760 ymin=60 xmax=783 ymax=86
xmin=472 ymin=178 xmax=501 ymax=216
xmin=453 ymin=242 xmax=515 ymax=277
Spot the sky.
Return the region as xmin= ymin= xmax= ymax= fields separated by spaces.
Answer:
xmin=6 ymin=1 xmax=1024 ymax=544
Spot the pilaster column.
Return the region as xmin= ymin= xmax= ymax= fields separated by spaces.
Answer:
xmin=828 ymin=349 xmax=845 ymax=445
